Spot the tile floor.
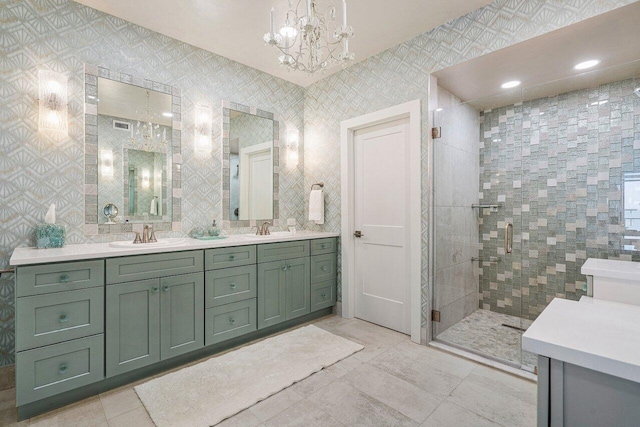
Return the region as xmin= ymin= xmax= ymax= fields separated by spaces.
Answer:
xmin=436 ymin=309 xmax=538 ymax=368
xmin=0 ymin=315 xmax=537 ymax=426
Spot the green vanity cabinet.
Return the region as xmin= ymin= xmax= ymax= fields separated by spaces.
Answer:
xmin=106 ymin=278 xmax=160 ymax=377
xmin=257 ymin=256 xmax=311 ymax=329
xmin=106 ymin=272 xmax=204 ymax=377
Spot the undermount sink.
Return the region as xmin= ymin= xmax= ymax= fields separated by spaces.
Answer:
xmin=109 ymin=238 xmax=187 ymax=248
xmin=244 ymin=231 xmax=293 ymax=239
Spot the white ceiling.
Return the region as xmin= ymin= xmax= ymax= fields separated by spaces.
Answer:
xmin=433 ymin=2 xmax=640 ymax=110
xmin=74 ymin=0 xmax=493 ymax=87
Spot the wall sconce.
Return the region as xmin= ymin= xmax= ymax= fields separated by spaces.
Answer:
xmin=142 ymin=169 xmax=150 ymax=189
xmin=194 ymin=106 xmax=212 ymax=153
xmin=100 ymin=149 xmax=113 ymax=179
xmin=286 ymin=128 xmax=299 ymax=167
xmin=38 ymin=70 xmax=68 ymax=136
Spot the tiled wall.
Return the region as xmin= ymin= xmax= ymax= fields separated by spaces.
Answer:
xmin=479 ymin=77 xmax=640 ymax=320
xmin=0 ymin=0 xmax=305 ymax=366
xmin=303 ymin=0 xmax=634 ymax=330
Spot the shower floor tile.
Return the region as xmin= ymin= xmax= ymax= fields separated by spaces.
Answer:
xmin=436 ymin=309 xmax=538 ymax=368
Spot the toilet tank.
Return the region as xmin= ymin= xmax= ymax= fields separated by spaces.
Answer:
xmin=581 ymin=258 xmax=640 ymax=306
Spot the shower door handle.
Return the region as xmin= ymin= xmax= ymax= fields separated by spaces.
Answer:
xmin=504 ymin=223 xmax=513 ymax=254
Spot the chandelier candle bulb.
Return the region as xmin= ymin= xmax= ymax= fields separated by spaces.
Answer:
xmin=342 ymin=0 xmax=347 ymax=27
xmin=270 ymin=7 xmax=275 ymax=35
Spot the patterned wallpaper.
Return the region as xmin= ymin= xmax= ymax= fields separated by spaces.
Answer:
xmin=479 ymin=77 xmax=640 ymax=320
xmin=303 ymin=0 xmax=635 ymax=331
xmin=0 ymin=0 xmax=305 ymax=366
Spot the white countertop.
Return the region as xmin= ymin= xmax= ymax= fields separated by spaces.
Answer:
xmin=10 ymin=231 xmax=340 ymax=266
xmin=581 ymin=258 xmax=640 ymax=282
xmin=522 ymin=297 xmax=640 ymax=383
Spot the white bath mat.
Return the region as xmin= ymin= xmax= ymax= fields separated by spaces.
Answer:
xmin=135 ymin=325 xmax=363 ymax=427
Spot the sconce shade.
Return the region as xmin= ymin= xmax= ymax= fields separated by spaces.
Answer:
xmin=286 ymin=128 xmax=299 ymax=167
xmin=38 ymin=70 xmax=68 ymax=135
xmin=100 ymin=149 xmax=113 ymax=179
xmin=195 ymin=105 xmax=213 ymax=153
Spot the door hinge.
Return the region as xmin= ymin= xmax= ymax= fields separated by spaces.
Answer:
xmin=431 ymin=127 xmax=441 ymax=139
xmin=431 ymin=310 xmax=441 ymax=322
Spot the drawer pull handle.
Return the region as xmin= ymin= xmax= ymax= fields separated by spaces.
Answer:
xmin=59 ymin=314 xmax=69 ymax=323
xmin=321 ymin=244 xmax=327 ymax=249
xmin=322 ymin=266 xmax=328 ymax=271
xmin=229 ymin=317 xmax=236 ymax=325
xmin=59 ymin=274 xmax=70 ymax=283
xmin=58 ymin=364 xmax=68 ymax=374
xmin=229 ymin=255 xmax=236 ymax=261
xmin=151 ymin=286 xmax=159 ymax=293
xmin=230 ymin=282 xmax=237 ymax=289
xmin=321 ymin=293 xmax=327 ymax=298
xmin=162 ymin=285 xmax=170 ymax=292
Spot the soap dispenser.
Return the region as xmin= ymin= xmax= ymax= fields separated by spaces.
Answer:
xmin=207 ymin=219 xmax=220 ymax=237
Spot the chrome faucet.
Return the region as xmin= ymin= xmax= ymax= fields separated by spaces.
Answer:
xmin=256 ymin=222 xmax=271 ymax=236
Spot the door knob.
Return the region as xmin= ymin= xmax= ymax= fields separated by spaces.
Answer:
xmin=354 ymin=231 xmax=363 ymax=238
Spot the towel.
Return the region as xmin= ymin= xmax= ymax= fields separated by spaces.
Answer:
xmin=308 ymin=190 xmax=324 ymax=224
xmin=150 ymin=198 xmax=158 ymax=215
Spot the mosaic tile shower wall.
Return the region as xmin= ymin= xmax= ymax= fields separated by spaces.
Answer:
xmin=303 ymin=0 xmax=634 ymax=328
xmin=0 ymin=0 xmax=305 ymax=365
xmin=479 ymin=77 xmax=640 ymax=320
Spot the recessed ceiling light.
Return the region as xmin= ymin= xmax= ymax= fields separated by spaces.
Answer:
xmin=574 ymin=60 xmax=600 ymax=70
xmin=435 ymin=108 xmax=443 ymax=112
xmin=501 ymin=80 xmax=521 ymax=89
xmin=162 ymin=112 xmax=173 ymax=118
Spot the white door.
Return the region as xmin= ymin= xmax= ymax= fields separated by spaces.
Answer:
xmin=239 ymin=142 xmax=273 ymax=220
xmin=354 ymin=117 xmax=411 ymax=334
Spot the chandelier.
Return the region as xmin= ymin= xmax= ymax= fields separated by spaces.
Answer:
xmin=263 ymin=0 xmax=355 ymax=74
xmin=130 ymin=91 xmax=167 ymax=150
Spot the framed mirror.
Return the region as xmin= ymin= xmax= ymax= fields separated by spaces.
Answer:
xmin=84 ymin=65 xmax=182 ymax=234
xmin=222 ymin=101 xmax=279 ymax=228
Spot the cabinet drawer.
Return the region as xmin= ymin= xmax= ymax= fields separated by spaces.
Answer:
xmin=310 ymin=254 xmax=337 ymax=284
xmin=257 ymin=241 xmax=309 ymax=263
xmin=16 ymin=334 xmax=104 ymax=405
xmin=205 ymin=265 xmax=256 ymax=308
xmin=16 ymin=287 xmax=104 ymax=352
xmin=205 ymin=299 xmax=257 ymax=345
xmin=311 ymin=280 xmax=336 ymax=311
xmin=310 ymin=238 xmax=337 ymax=255
xmin=106 ymin=251 xmax=203 ymax=284
xmin=205 ymin=246 xmax=256 ymax=270
xmin=17 ymin=260 xmax=104 ymax=297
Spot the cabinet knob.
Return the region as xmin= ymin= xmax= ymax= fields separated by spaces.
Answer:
xmin=321 ymin=244 xmax=327 ymax=249
xmin=59 ymin=314 xmax=69 ymax=323
xmin=59 ymin=273 xmax=70 ymax=283
xmin=151 ymin=286 xmax=159 ymax=293
xmin=281 ymin=266 xmax=287 ymax=271
xmin=230 ymin=282 xmax=237 ymax=289
xmin=321 ymin=293 xmax=327 ymax=298
xmin=58 ymin=364 xmax=68 ymax=374
xmin=230 ymin=255 xmax=236 ymax=261
xmin=162 ymin=285 xmax=169 ymax=292
xmin=229 ymin=317 xmax=236 ymax=325
xmin=322 ymin=266 xmax=328 ymax=271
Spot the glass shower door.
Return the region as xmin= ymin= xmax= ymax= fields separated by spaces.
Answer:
xmin=431 ymin=85 xmax=527 ymax=368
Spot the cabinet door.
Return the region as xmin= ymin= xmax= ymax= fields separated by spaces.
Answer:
xmin=106 ymin=279 xmax=160 ymax=377
xmin=160 ymin=273 xmax=204 ymax=360
xmin=257 ymin=261 xmax=286 ymax=329
xmin=285 ymin=257 xmax=311 ymax=321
